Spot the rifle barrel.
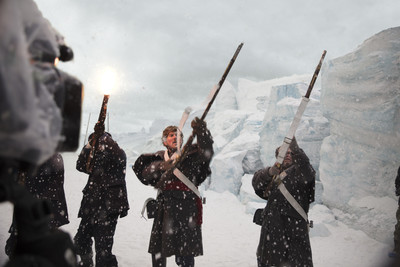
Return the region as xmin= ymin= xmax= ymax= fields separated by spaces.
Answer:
xmin=275 ymin=50 xmax=327 ymax=165
xmin=182 ymin=43 xmax=244 ymax=154
xmin=200 ymin=42 xmax=244 ymax=121
xmin=305 ymin=50 xmax=326 ymax=98
xmin=83 ymin=113 xmax=91 ymax=145
xmin=97 ymin=94 xmax=110 ymax=125
xmin=86 ymin=94 xmax=110 ymax=173
xmin=155 ymin=43 xmax=244 ymax=189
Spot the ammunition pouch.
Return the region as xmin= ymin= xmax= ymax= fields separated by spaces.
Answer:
xmin=141 ymin=198 xmax=157 ymax=219
xmin=146 ymin=199 xmax=157 ymax=219
xmin=253 ymin=208 xmax=264 ymax=226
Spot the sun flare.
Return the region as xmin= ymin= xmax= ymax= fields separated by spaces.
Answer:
xmin=100 ymin=67 xmax=117 ymax=95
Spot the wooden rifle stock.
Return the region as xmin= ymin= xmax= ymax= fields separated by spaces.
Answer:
xmin=97 ymin=95 xmax=110 ymax=128
xmin=86 ymin=94 xmax=110 ymax=173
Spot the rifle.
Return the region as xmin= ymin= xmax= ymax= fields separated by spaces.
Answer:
xmin=155 ymin=43 xmax=244 ymax=188
xmin=180 ymin=43 xmax=243 ymax=155
xmin=85 ymin=94 xmax=110 ymax=173
xmin=266 ymin=50 xmax=326 ymax=194
xmin=83 ymin=113 xmax=91 ymax=146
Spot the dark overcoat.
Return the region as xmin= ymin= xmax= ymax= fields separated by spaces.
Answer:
xmin=394 ymin=166 xmax=400 ymax=253
xmin=252 ymin=148 xmax=315 ymax=267
xmin=76 ymin=133 xmax=129 ymax=219
xmin=25 ymin=153 xmax=69 ymax=228
xmin=133 ymin=130 xmax=213 ymax=258
xmin=395 ymin=166 xmax=400 ymax=203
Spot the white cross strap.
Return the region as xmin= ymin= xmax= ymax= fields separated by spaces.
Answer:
xmin=278 ymin=183 xmax=308 ymax=222
xmin=173 ymin=168 xmax=202 ymax=199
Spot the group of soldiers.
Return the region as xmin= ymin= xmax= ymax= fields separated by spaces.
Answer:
xmin=3 ymin=1 xmax=398 ymax=267
xmin=3 ymin=1 xmax=400 ymax=267
xmin=0 ymin=1 xmax=317 ymax=266
xmin=12 ymin=0 xmax=394 ymax=266
xmin=5 ymin=115 xmax=316 ymax=267
xmin=5 ymin=126 xmax=129 ymax=267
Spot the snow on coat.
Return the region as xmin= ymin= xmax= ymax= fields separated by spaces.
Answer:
xmin=252 ymin=147 xmax=315 ymax=266
xmin=24 ymin=153 xmax=69 ymax=227
xmin=133 ymin=129 xmax=214 ymax=258
xmin=76 ymin=133 xmax=129 ymax=219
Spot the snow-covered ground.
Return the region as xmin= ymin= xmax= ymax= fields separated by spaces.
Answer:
xmin=0 ymin=152 xmax=393 ymax=266
xmin=1 ymin=18 xmax=399 ymax=266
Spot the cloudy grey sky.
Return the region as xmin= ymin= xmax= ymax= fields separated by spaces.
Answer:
xmin=35 ymin=0 xmax=400 ymax=132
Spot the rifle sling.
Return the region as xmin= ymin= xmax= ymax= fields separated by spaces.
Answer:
xmin=277 ymin=183 xmax=308 ymax=223
xmin=164 ymin=150 xmax=202 ymax=199
xmin=172 ymin=168 xmax=202 ymax=199
xmin=272 ymin=167 xmax=310 ymax=227
xmin=263 ymin=167 xmax=310 ymax=229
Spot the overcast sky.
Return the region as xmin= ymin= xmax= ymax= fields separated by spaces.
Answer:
xmin=34 ymin=0 xmax=400 ymax=132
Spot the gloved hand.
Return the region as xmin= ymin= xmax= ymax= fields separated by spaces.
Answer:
xmin=159 ymin=159 xmax=174 ymax=172
xmin=268 ymin=164 xmax=280 ymax=176
xmin=94 ymin=122 xmax=105 ymax=134
xmin=191 ymin=117 xmax=207 ymax=135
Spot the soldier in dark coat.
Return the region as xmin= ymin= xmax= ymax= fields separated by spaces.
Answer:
xmin=25 ymin=153 xmax=69 ymax=228
xmin=392 ymin=166 xmax=400 ymax=256
xmin=133 ymin=117 xmax=214 ymax=267
xmin=74 ymin=131 xmax=129 ymax=267
xmin=252 ymin=138 xmax=315 ymax=267
xmin=5 ymin=153 xmax=70 ymax=256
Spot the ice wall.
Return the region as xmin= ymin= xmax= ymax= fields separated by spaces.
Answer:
xmin=121 ymin=27 xmax=400 ymax=247
xmin=320 ymin=27 xmax=400 ymax=243
xmin=258 ymin=81 xmax=330 ymax=177
xmin=207 ymin=74 xmax=329 ymax=196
